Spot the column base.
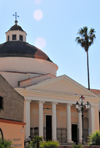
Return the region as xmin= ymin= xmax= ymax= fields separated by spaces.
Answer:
xmin=67 ymin=140 xmax=74 ymax=144
xmin=78 ymin=140 xmax=82 ymax=143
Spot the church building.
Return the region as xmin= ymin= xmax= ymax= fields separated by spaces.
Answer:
xmin=0 ymin=18 xmax=100 ymax=145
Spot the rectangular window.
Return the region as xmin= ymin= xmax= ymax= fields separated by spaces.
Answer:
xmin=12 ymin=35 xmax=16 ymax=40
xmin=0 ymin=96 xmax=3 ymax=110
xmin=8 ymin=36 xmax=10 ymax=41
xmin=19 ymin=35 xmax=23 ymax=41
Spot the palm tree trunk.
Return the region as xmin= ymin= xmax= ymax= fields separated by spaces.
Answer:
xmin=87 ymin=50 xmax=90 ymax=90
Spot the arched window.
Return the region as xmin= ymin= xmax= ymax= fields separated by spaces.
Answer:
xmin=0 ymin=129 xmax=3 ymax=139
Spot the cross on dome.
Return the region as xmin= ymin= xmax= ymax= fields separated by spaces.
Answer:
xmin=13 ymin=12 xmax=19 ymax=24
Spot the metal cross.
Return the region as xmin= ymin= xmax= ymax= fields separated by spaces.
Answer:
xmin=13 ymin=12 xmax=19 ymax=21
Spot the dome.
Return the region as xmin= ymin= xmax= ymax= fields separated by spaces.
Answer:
xmin=8 ymin=24 xmax=25 ymax=32
xmin=0 ymin=41 xmax=52 ymax=62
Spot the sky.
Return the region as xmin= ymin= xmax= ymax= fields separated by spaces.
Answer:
xmin=0 ymin=0 xmax=100 ymax=89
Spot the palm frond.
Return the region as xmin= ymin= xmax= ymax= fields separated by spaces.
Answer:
xmin=89 ymin=28 xmax=95 ymax=35
xmin=75 ymin=26 xmax=96 ymax=51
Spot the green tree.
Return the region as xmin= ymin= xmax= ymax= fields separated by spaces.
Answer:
xmin=75 ymin=26 xmax=96 ymax=90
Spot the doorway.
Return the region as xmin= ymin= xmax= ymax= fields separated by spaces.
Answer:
xmin=46 ymin=115 xmax=52 ymax=141
xmin=72 ymin=124 xmax=78 ymax=143
xmin=0 ymin=129 xmax=3 ymax=139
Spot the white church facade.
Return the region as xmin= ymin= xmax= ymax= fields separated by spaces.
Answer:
xmin=0 ymin=20 xmax=100 ymax=144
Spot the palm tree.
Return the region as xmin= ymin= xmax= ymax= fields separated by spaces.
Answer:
xmin=75 ymin=26 xmax=96 ymax=90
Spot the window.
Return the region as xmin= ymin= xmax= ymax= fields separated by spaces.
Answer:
xmin=0 ymin=96 xmax=3 ymax=110
xmin=8 ymin=36 xmax=10 ymax=41
xmin=19 ymin=35 xmax=23 ymax=41
xmin=12 ymin=35 xmax=16 ymax=40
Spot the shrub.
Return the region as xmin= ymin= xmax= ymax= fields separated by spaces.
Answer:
xmin=0 ymin=139 xmax=13 ymax=148
xmin=88 ymin=131 xmax=100 ymax=145
xmin=40 ymin=141 xmax=59 ymax=148
xmin=72 ymin=145 xmax=83 ymax=148
xmin=28 ymin=136 xmax=43 ymax=148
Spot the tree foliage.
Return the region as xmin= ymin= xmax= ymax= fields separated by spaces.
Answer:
xmin=0 ymin=139 xmax=13 ymax=148
xmin=75 ymin=26 xmax=96 ymax=52
xmin=40 ymin=141 xmax=59 ymax=148
xmin=28 ymin=136 xmax=43 ymax=148
xmin=72 ymin=145 xmax=83 ymax=148
xmin=88 ymin=131 xmax=100 ymax=145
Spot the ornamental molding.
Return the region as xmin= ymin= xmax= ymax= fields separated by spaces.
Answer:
xmin=15 ymin=88 xmax=100 ymax=104
xmin=25 ymin=75 xmax=98 ymax=98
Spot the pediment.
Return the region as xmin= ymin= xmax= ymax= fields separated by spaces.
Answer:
xmin=26 ymin=75 xmax=97 ymax=97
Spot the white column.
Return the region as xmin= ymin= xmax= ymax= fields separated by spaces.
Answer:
xmin=66 ymin=103 xmax=72 ymax=143
xmin=39 ymin=101 xmax=44 ymax=137
xmin=90 ymin=105 xmax=95 ymax=134
xmin=78 ymin=112 xmax=82 ymax=143
xmin=88 ymin=108 xmax=91 ymax=135
xmin=25 ymin=99 xmax=31 ymax=139
xmin=52 ymin=102 xmax=57 ymax=141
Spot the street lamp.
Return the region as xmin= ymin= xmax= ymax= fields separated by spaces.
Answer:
xmin=75 ymin=95 xmax=90 ymax=145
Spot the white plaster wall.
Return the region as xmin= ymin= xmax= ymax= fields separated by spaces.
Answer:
xmin=0 ymin=57 xmax=58 ymax=87
xmin=0 ymin=72 xmax=41 ymax=87
xmin=6 ymin=30 xmax=27 ymax=42
xmin=20 ymin=74 xmax=54 ymax=87
xmin=0 ymin=57 xmax=58 ymax=75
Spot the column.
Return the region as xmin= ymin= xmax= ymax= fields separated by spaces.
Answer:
xmin=52 ymin=102 xmax=57 ymax=141
xmin=39 ymin=101 xmax=44 ymax=137
xmin=90 ymin=105 xmax=95 ymax=134
xmin=78 ymin=112 xmax=82 ymax=143
xmin=25 ymin=99 xmax=31 ymax=139
xmin=66 ymin=103 xmax=72 ymax=143
xmin=88 ymin=108 xmax=91 ymax=135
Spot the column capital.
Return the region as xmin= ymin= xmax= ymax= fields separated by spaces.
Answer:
xmin=66 ymin=103 xmax=72 ymax=107
xmin=38 ymin=101 xmax=45 ymax=104
xmin=24 ymin=98 xmax=31 ymax=102
xmin=52 ymin=102 xmax=58 ymax=105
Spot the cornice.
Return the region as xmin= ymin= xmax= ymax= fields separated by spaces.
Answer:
xmin=25 ymin=75 xmax=98 ymax=98
xmin=15 ymin=88 xmax=100 ymax=104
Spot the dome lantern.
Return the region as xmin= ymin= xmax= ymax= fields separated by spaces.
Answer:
xmin=5 ymin=12 xmax=27 ymax=42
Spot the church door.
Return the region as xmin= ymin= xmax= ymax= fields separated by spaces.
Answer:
xmin=72 ymin=124 xmax=78 ymax=143
xmin=46 ymin=115 xmax=52 ymax=141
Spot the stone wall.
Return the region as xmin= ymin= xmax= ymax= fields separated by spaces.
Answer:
xmin=0 ymin=74 xmax=24 ymax=122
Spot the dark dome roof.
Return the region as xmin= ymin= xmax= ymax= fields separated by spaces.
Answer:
xmin=0 ymin=41 xmax=52 ymax=62
xmin=8 ymin=24 xmax=24 ymax=32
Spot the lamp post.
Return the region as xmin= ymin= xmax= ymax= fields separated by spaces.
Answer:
xmin=75 ymin=95 xmax=90 ymax=145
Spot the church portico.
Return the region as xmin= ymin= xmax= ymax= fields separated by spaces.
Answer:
xmin=23 ymin=96 xmax=93 ymax=144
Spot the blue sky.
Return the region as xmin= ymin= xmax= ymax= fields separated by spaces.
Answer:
xmin=0 ymin=0 xmax=100 ymax=89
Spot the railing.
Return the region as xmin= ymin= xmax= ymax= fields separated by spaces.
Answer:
xmin=84 ymin=129 xmax=89 ymax=143
xmin=30 ymin=127 xmax=88 ymax=144
xmin=57 ymin=128 xmax=67 ymax=144
xmin=30 ymin=127 xmax=67 ymax=143
xmin=30 ymin=127 xmax=39 ymax=138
